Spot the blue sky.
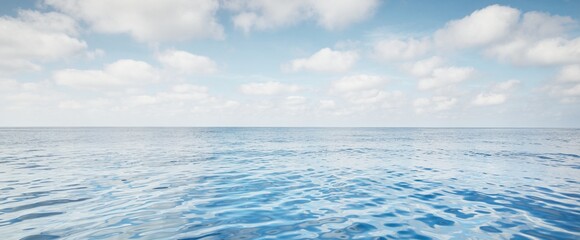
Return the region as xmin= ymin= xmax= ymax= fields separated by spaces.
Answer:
xmin=1 ymin=0 xmax=579 ymax=127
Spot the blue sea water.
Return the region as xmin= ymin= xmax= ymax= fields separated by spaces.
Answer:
xmin=0 ymin=128 xmax=579 ymax=240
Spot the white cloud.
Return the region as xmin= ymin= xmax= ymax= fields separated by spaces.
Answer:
xmin=493 ymin=79 xmax=520 ymax=91
xmin=418 ymin=66 xmax=474 ymax=90
xmin=319 ymin=99 xmax=336 ymax=109
xmin=284 ymin=95 xmax=308 ymax=111
xmin=285 ymin=48 xmax=358 ymax=73
xmin=329 ymin=75 xmax=402 ymax=108
xmin=556 ymin=64 xmax=580 ymax=82
xmin=486 ymin=37 xmax=580 ymax=66
xmin=471 ymin=79 xmax=519 ymax=106
xmin=342 ymin=90 xmax=403 ymax=106
xmin=54 ymin=59 xmax=160 ymax=89
xmin=434 ymin=5 xmax=520 ymax=48
xmin=127 ymin=86 xmax=209 ymax=106
xmin=402 ymin=57 xmax=474 ymax=91
xmin=475 ymin=9 xmax=578 ymax=66
xmin=157 ymin=50 xmax=217 ymax=75
xmin=331 ymin=75 xmax=385 ymax=92
xmin=374 ymin=37 xmax=431 ymax=61
xmin=45 ymin=0 xmax=224 ymax=42
xmin=432 ymin=4 xmax=579 ymax=66
xmin=404 ymin=56 xmax=444 ymax=77
xmin=309 ymin=0 xmax=379 ymax=30
xmin=413 ymin=96 xmax=457 ymax=114
xmin=0 ymin=79 xmax=61 ymax=110
xmin=472 ymin=93 xmax=507 ymax=106
xmin=0 ymin=10 xmax=86 ymax=74
xmin=546 ymin=65 xmax=580 ymax=102
xmin=224 ymin=0 xmax=378 ymax=33
xmin=240 ymin=81 xmax=301 ymax=95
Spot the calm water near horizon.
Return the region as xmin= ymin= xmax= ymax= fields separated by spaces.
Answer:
xmin=0 ymin=128 xmax=579 ymax=239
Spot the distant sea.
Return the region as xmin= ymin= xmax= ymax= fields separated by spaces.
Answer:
xmin=0 ymin=128 xmax=579 ymax=239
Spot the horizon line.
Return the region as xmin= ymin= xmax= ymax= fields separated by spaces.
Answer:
xmin=0 ymin=126 xmax=578 ymax=129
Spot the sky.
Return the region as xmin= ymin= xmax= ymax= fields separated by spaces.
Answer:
xmin=1 ymin=0 xmax=579 ymax=127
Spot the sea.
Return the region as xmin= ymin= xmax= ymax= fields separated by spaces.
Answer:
xmin=0 ymin=128 xmax=579 ymax=239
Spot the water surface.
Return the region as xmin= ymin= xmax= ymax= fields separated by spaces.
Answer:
xmin=0 ymin=128 xmax=579 ymax=239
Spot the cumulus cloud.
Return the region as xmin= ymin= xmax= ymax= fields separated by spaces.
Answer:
xmin=45 ymin=0 xmax=224 ymax=42
xmin=342 ymin=90 xmax=404 ymax=106
xmin=54 ymin=59 xmax=160 ymax=89
xmin=373 ymin=37 xmax=431 ymax=61
xmin=0 ymin=10 xmax=86 ymax=74
xmin=157 ymin=50 xmax=217 ymax=75
xmin=493 ymin=79 xmax=521 ymax=91
xmin=284 ymin=95 xmax=309 ymax=111
xmin=418 ymin=66 xmax=474 ymax=90
xmin=472 ymin=79 xmax=519 ymax=106
xmin=0 ymin=79 xmax=61 ymax=110
xmin=239 ymin=82 xmax=301 ymax=95
xmin=331 ymin=75 xmax=385 ymax=92
xmin=402 ymin=57 xmax=474 ymax=91
xmin=284 ymin=48 xmax=358 ymax=73
xmin=486 ymin=36 xmax=580 ymax=66
xmin=556 ymin=64 xmax=580 ymax=83
xmin=431 ymin=4 xmax=580 ymax=66
xmin=224 ymin=0 xmax=378 ymax=33
xmin=434 ymin=5 xmax=520 ymax=49
xmin=472 ymin=93 xmax=507 ymax=106
xmin=330 ymin=75 xmax=403 ymax=108
xmin=484 ymin=11 xmax=579 ymax=66
xmin=413 ymin=96 xmax=457 ymax=114
xmin=546 ymin=65 xmax=580 ymax=102
xmin=403 ymin=56 xmax=444 ymax=77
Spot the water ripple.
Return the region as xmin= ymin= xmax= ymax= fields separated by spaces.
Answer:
xmin=0 ymin=128 xmax=579 ymax=239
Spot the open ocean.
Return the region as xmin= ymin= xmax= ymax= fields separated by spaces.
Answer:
xmin=0 ymin=128 xmax=579 ymax=240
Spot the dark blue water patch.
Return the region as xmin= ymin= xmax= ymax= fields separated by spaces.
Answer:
xmin=465 ymin=151 xmax=492 ymax=157
xmin=415 ymin=214 xmax=454 ymax=228
xmin=394 ymin=229 xmax=432 ymax=240
xmin=0 ymin=198 xmax=90 ymax=213
xmin=535 ymin=187 xmax=554 ymax=193
xmin=494 ymin=207 xmax=518 ymax=214
xmin=561 ymin=192 xmax=580 ymax=199
xmin=553 ymin=153 xmax=580 ymax=158
xmin=5 ymin=212 xmax=63 ymax=224
xmin=384 ymin=223 xmax=406 ymax=227
xmin=510 ymin=234 xmax=532 ymax=240
xmin=444 ymin=208 xmax=476 ymax=219
xmin=496 ymin=221 xmax=523 ymax=228
xmin=345 ymin=222 xmax=377 ymax=233
xmin=394 ymin=182 xmax=414 ymax=190
xmin=372 ymin=212 xmax=396 ymax=218
xmin=480 ymin=225 xmax=502 ymax=233
xmin=178 ymin=232 xmax=221 ymax=240
xmin=395 ymin=209 xmax=411 ymax=216
xmin=20 ymin=234 xmax=59 ymax=240
xmin=410 ymin=193 xmax=442 ymax=201
xmin=12 ymin=186 xmax=88 ymax=201
xmin=525 ymin=195 xmax=577 ymax=208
